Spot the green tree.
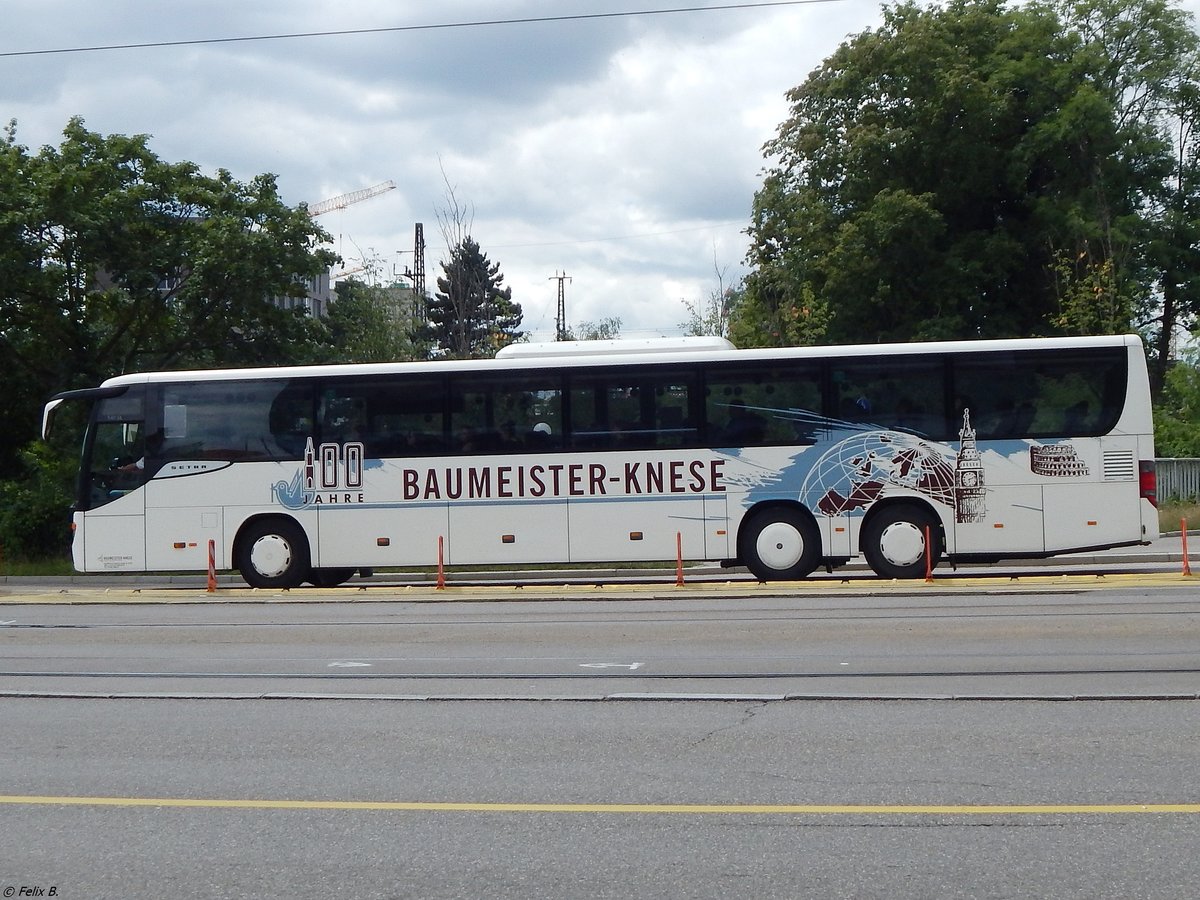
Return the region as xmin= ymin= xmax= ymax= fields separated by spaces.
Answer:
xmin=738 ymin=0 xmax=1196 ymax=350
xmin=326 ymin=278 xmax=429 ymax=362
xmin=683 ymin=287 xmax=735 ymax=339
xmin=682 ymin=258 xmax=740 ymax=339
xmin=0 ymin=119 xmax=341 ymax=560
xmin=0 ymin=118 xmax=337 ymax=471
xmin=1058 ymin=0 xmax=1200 ymax=391
xmin=1154 ymin=353 xmax=1200 ymax=456
xmin=566 ymin=317 xmax=623 ymax=341
xmin=423 ymin=237 xmax=523 ymax=358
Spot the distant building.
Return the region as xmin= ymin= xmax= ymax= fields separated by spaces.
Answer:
xmin=381 ymin=280 xmax=427 ymax=327
xmin=274 ymin=271 xmax=333 ymax=318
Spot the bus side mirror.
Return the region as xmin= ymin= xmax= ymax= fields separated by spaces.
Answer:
xmin=41 ymin=398 xmax=64 ymax=441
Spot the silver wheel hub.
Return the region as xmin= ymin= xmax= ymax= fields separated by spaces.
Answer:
xmin=755 ymin=521 xmax=805 ymax=571
xmin=878 ymin=521 xmax=926 ymax=568
xmin=249 ymin=534 xmax=293 ymax=579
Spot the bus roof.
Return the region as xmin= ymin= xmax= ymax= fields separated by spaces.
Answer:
xmin=82 ymin=333 xmax=1145 ymax=391
xmin=495 ymin=336 xmax=736 ymax=359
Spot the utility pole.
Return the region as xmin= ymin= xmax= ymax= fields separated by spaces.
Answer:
xmin=410 ymin=223 xmax=426 ymax=300
xmin=395 ymin=223 xmax=428 ymax=323
xmin=550 ymin=271 xmax=572 ymax=341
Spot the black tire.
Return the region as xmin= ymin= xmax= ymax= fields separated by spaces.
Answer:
xmin=308 ymin=568 xmax=356 ymax=588
xmin=236 ymin=518 xmax=310 ymax=589
xmin=740 ymin=507 xmax=821 ymax=581
xmin=861 ymin=504 xmax=941 ymax=579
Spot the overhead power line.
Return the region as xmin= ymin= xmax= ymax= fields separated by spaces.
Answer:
xmin=0 ymin=1 xmax=848 ymax=58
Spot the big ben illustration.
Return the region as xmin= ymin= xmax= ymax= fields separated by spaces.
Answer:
xmin=955 ymin=409 xmax=986 ymax=524
xmin=303 ymin=437 xmax=317 ymax=491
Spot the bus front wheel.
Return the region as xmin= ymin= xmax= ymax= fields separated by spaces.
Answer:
xmin=861 ymin=505 xmax=941 ymax=579
xmin=740 ymin=507 xmax=821 ymax=581
xmin=237 ymin=519 xmax=310 ymax=589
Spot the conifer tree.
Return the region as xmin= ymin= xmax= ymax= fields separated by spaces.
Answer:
xmin=424 ymin=237 xmax=522 ymax=358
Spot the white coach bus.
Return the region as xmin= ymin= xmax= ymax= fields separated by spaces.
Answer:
xmin=42 ymin=334 xmax=1157 ymax=587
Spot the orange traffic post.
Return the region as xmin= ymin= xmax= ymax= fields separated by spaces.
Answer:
xmin=924 ymin=525 xmax=934 ymax=583
xmin=1183 ymin=519 xmax=1192 ymax=577
xmin=206 ymin=539 xmax=217 ymax=593
xmin=436 ymin=535 xmax=446 ymax=590
xmin=676 ymin=532 xmax=685 ymax=586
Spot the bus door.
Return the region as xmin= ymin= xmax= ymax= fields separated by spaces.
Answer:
xmin=77 ymin=390 xmax=148 ymax=572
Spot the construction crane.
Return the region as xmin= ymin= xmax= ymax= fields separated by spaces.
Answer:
xmin=330 ymin=264 xmax=368 ymax=281
xmin=306 ymin=180 xmax=396 ymax=218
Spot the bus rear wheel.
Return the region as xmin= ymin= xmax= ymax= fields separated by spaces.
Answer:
xmin=740 ymin=507 xmax=820 ymax=581
xmin=861 ymin=504 xmax=941 ymax=579
xmin=237 ymin=519 xmax=310 ymax=589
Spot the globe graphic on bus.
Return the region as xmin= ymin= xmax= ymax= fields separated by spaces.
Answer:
xmin=798 ymin=431 xmax=957 ymax=516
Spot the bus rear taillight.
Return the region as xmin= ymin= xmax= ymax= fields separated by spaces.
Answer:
xmin=1139 ymin=460 xmax=1157 ymax=508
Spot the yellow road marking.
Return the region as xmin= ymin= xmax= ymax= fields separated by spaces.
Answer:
xmin=2 ymin=795 xmax=1200 ymax=814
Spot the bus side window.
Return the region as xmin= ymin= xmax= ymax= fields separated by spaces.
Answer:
xmin=952 ymin=347 xmax=1126 ymax=439
xmin=320 ymin=378 xmax=449 ymax=458
xmin=1029 ymin=369 xmax=1107 ymax=436
xmin=494 ymin=381 xmax=562 ymax=451
xmin=652 ymin=378 xmax=697 ymax=448
xmin=268 ymin=384 xmax=314 ymax=458
xmin=980 ymin=399 xmax=1035 ymax=439
xmin=954 ymin=355 xmax=1033 ymax=440
xmin=155 ymin=380 xmax=308 ymax=462
xmin=317 ymin=391 xmax=367 ymax=449
xmin=568 ymin=382 xmax=609 ymax=450
xmin=567 ymin=369 xmax=696 ymax=450
xmin=451 ymin=375 xmax=562 ymax=455
xmin=705 ymin=363 xmax=821 ymax=447
xmin=720 ymin=399 xmax=766 ymax=444
xmin=831 ymin=358 xmax=948 ymax=439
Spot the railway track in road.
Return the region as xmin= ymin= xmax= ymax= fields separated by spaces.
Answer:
xmin=3 ymin=584 xmax=1200 ymax=699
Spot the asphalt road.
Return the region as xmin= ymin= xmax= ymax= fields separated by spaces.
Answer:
xmin=3 ymin=572 xmax=1200 ymax=898
xmin=3 ymin=697 xmax=1200 ymax=899
xmin=2 ymin=576 xmax=1199 ymax=699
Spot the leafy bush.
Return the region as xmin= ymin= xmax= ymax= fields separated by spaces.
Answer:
xmin=1155 ymin=358 xmax=1200 ymax=458
xmin=0 ymin=443 xmax=74 ymax=563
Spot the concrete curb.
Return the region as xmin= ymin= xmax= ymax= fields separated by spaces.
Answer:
xmin=0 ymin=551 xmax=1189 ymax=589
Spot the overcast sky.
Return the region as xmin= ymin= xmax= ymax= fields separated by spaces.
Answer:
xmin=3 ymin=0 xmax=1198 ymax=342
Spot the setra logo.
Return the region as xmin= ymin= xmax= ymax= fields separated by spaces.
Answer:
xmin=272 ymin=437 xmax=366 ymax=510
